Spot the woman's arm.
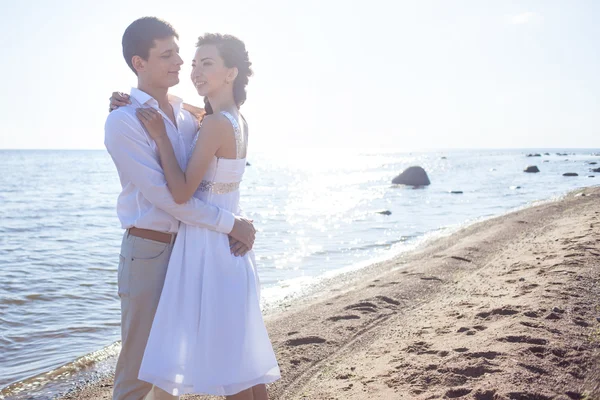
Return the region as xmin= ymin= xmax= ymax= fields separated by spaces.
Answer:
xmin=136 ymin=108 xmax=232 ymax=204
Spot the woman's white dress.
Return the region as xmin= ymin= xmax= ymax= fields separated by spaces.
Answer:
xmin=138 ymin=111 xmax=281 ymax=396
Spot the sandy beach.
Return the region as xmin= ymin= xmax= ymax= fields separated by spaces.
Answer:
xmin=60 ymin=186 xmax=600 ymax=400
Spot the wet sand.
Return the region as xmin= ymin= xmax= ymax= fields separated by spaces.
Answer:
xmin=61 ymin=187 xmax=600 ymax=400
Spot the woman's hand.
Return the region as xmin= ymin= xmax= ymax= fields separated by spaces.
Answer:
xmin=136 ymin=108 xmax=168 ymax=142
xmin=108 ymin=92 xmax=131 ymax=112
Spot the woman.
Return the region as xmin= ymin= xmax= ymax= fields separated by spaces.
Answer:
xmin=123 ymin=34 xmax=280 ymax=399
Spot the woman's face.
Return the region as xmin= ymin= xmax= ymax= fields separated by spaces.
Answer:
xmin=190 ymin=44 xmax=236 ymax=97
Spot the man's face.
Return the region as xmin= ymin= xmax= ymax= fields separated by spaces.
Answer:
xmin=135 ymin=36 xmax=183 ymax=88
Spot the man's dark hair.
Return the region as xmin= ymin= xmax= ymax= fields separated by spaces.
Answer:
xmin=122 ymin=17 xmax=179 ymax=75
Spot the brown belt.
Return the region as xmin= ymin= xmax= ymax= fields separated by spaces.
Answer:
xmin=128 ymin=227 xmax=176 ymax=244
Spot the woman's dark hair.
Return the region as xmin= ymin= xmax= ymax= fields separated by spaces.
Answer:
xmin=122 ymin=17 xmax=179 ymax=75
xmin=196 ymin=33 xmax=253 ymax=114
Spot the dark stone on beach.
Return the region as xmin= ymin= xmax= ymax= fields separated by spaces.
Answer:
xmin=392 ymin=166 xmax=431 ymax=186
xmin=377 ymin=210 xmax=392 ymax=215
xmin=590 ymin=176 xmax=595 ymax=178
xmin=544 ymin=153 xmax=550 ymax=156
xmin=527 ymin=153 xmax=541 ymax=157
xmin=441 ymin=156 xmax=447 ymax=159
xmin=592 ymin=168 xmax=600 ymax=173
xmin=556 ymin=152 xmax=568 ymax=156
xmin=510 ymin=186 xmax=522 ymax=190
xmin=543 ymin=160 xmax=549 ymax=163
xmin=246 ymin=162 xmax=251 ymax=166
xmin=563 ymin=173 xmax=578 ymax=177
xmin=588 ymin=162 xmax=598 ymax=165
xmin=524 ymin=166 xmax=540 ymax=173
xmin=450 ymin=191 xmax=463 ymax=194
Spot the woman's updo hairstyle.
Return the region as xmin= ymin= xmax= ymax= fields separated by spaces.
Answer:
xmin=197 ymin=33 xmax=253 ymax=115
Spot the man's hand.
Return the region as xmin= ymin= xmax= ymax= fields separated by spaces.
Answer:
xmin=229 ymin=217 xmax=256 ymax=252
xmin=182 ymin=103 xmax=206 ymax=120
xmin=229 ymin=236 xmax=250 ymax=257
xmin=109 ymin=92 xmax=131 ymax=112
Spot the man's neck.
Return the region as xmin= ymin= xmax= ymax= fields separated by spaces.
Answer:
xmin=137 ymin=82 xmax=176 ymax=125
xmin=137 ymin=83 xmax=170 ymax=110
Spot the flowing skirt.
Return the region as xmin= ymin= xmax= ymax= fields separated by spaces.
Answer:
xmin=138 ymin=223 xmax=281 ymax=396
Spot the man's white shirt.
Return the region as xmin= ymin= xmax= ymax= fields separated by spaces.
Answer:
xmin=104 ymin=87 xmax=235 ymax=234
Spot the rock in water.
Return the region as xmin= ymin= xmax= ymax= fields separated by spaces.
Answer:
xmin=246 ymin=162 xmax=251 ymax=166
xmin=526 ymin=153 xmax=541 ymax=157
xmin=392 ymin=166 xmax=431 ymax=186
xmin=592 ymin=168 xmax=600 ymax=173
xmin=563 ymin=172 xmax=578 ymax=177
xmin=377 ymin=210 xmax=392 ymax=215
xmin=524 ymin=166 xmax=540 ymax=173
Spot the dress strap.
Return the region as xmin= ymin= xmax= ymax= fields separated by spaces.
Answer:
xmin=220 ymin=111 xmax=244 ymax=159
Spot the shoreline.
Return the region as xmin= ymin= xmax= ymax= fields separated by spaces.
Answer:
xmin=3 ymin=186 xmax=599 ymax=399
xmin=59 ymin=185 xmax=599 ymax=399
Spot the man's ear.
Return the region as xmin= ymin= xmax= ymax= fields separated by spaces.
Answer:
xmin=132 ymin=55 xmax=145 ymax=74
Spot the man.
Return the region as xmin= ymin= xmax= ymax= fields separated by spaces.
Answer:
xmin=104 ymin=17 xmax=256 ymax=400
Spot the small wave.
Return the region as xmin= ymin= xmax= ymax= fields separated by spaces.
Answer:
xmin=0 ymin=342 xmax=120 ymax=399
xmin=309 ymin=236 xmax=414 ymax=257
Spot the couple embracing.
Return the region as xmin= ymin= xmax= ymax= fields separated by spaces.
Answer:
xmin=105 ymin=16 xmax=280 ymax=400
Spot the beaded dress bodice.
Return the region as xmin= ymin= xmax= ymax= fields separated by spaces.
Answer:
xmin=189 ymin=111 xmax=247 ymax=197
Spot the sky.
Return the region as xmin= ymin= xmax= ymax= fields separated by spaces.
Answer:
xmin=0 ymin=0 xmax=598 ymax=151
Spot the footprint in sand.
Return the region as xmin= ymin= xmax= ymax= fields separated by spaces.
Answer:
xmin=573 ymin=318 xmax=590 ymax=327
xmin=327 ymin=315 xmax=360 ymax=322
xmin=445 ymin=388 xmax=472 ymax=398
xmin=545 ymin=312 xmax=562 ymax=320
xmin=345 ymin=302 xmax=378 ymax=313
xmin=404 ymin=341 xmax=436 ymax=354
xmin=449 ymin=256 xmax=472 ymax=263
xmin=520 ymin=321 xmax=542 ymax=329
xmin=467 ymin=351 xmax=503 ymax=360
xmin=290 ymin=356 xmax=311 ymax=366
xmin=498 ymin=335 xmax=548 ymax=345
xmin=285 ymin=336 xmax=326 ymax=346
xmin=518 ymin=363 xmax=548 ymax=375
xmin=451 ymin=364 xmax=501 ymax=378
xmin=564 ymin=391 xmax=585 ymax=400
xmin=527 ymin=346 xmax=547 ymax=358
xmin=507 ymin=392 xmax=553 ymax=400
xmin=524 ymin=311 xmax=540 ymax=318
xmin=476 ymin=307 xmax=520 ymax=319
xmin=420 ymin=276 xmax=443 ymax=282
xmin=375 ymin=295 xmax=401 ymax=306
xmin=473 ymin=390 xmax=498 ymax=400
